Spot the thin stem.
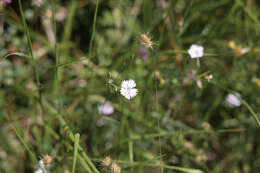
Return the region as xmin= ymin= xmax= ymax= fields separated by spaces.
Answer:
xmin=151 ymin=48 xmax=163 ymax=173
xmin=72 ymin=133 xmax=80 ymax=173
xmin=51 ymin=0 xmax=61 ymax=113
xmin=18 ymin=0 xmax=41 ymax=103
xmin=89 ymin=0 xmax=99 ymax=55
xmin=44 ymin=100 xmax=100 ymax=173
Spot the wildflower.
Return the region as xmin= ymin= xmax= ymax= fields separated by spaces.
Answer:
xmin=236 ymin=46 xmax=249 ymax=55
xmin=35 ymin=160 xmax=49 ymax=173
xmin=228 ymin=41 xmax=249 ymax=55
xmin=188 ymin=44 xmax=204 ymax=59
xmin=35 ymin=155 xmax=52 ymax=173
xmin=98 ymin=101 xmax=114 ymax=115
xmin=225 ymin=93 xmax=241 ymax=107
xmin=139 ymin=34 xmax=153 ymax=49
xmin=0 ymin=0 xmax=11 ymax=8
xmin=111 ymin=162 xmax=121 ymax=173
xmin=139 ymin=47 xmax=148 ymax=61
xmin=32 ymin=0 xmax=44 ymax=7
xmin=55 ymin=7 xmax=67 ymax=22
xmin=120 ymin=79 xmax=138 ymax=100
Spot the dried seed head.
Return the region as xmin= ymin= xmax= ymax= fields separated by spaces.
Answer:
xmin=139 ymin=34 xmax=153 ymax=49
xmin=101 ymin=156 xmax=112 ymax=167
xmin=111 ymin=162 xmax=121 ymax=173
xmin=205 ymin=74 xmax=213 ymax=82
xmin=43 ymin=155 xmax=52 ymax=166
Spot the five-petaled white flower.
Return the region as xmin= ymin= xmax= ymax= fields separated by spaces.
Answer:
xmin=120 ymin=79 xmax=138 ymax=100
xmin=98 ymin=101 xmax=114 ymax=115
xmin=225 ymin=93 xmax=241 ymax=107
xmin=188 ymin=44 xmax=204 ymax=59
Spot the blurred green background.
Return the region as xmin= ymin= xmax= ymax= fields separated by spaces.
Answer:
xmin=1 ymin=0 xmax=260 ymax=172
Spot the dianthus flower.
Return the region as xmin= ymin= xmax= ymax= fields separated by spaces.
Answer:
xmin=120 ymin=79 xmax=138 ymax=100
xmin=188 ymin=44 xmax=204 ymax=59
xmin=225 ymin=93 xmax=241 ymax=107
xmin=98 ymin=101 xmax=114 ymax=115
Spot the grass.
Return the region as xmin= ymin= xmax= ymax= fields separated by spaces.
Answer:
xmin=1 ymin=0 xmax=260 ymax=172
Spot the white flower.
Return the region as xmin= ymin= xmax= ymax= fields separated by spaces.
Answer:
xmin=188 ymin=44 xmax=204 ymax=59
xmin=35 ymin=159 xmax=50 ymax=173
xmin=241 ymin=47 xmax=249 ymax=54
xmin=225 ymin=93 xmax=241 ymax=107
xmin=120 ymin=79 xmax=138 ymax=100
xmin=32 ymin=0 xmax=44 ymax=7
xmin=98 ymin=101 xmax=114 ymax=115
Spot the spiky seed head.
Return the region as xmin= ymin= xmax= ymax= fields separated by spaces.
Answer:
xmin=139 ymin=34 xmax=153 ymax=49
xmin=111 ymin=162 xmax=121 ymax=173
xmin=43 ymin=155 xmax=52 ymax=166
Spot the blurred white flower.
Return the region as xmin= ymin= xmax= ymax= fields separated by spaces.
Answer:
xmin=35 ymin=156 xmax=52 ymax=173
xmin=225 ymin=93 xmax=241 ymax=107
xmin=241 ymin=47 xmax=249 ymax=54
xmin=32 ymin=0 xmax=44 ymax=7
xmin=35 ymin=160 xmax=49 ymax=173
xmin=98 ymin=101 xmax=114 ymax=115
xmin=188 ymin=44 xmax=204 ymax=58
xmin=55 ymin=7 xmax=67 ymax=22
xmin=120 ymin=79 xmax=138 ymax=100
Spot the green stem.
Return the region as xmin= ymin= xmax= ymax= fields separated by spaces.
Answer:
xmin=88 ymin=0 xmax=99 ymax=55
xmin=72 ymin=133 xmax=80 ymax=173
xmin=18 ymin=0 xmax=41 ymax=103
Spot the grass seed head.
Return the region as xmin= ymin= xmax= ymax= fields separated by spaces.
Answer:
xmin=101 ymin=156 xmax=112 ymax=167
xmin=139 ymin=34 xmax=153 ymax=49
xmin=111 ymin=162 xmax=121 ymax=173
xmin=43 ymin=154 xmax=52 ymax=166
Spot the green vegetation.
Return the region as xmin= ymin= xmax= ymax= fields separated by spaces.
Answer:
xmin=1 ymin=0 xmax=260 ymax=172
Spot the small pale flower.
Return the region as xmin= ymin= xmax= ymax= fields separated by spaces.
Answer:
xmin=5 ymin=0 xmax=12 ymax=3
xmin=225 ymin=93 xmax=241 ymax=107
xmin=120 ymin=79 xmax=138 ymax=100
xmin=35 ymin=160 xmax=49 ymax=173
xmin=35 ymin=156 xmax=52 ymax=173
xmin=241 ymin=47 xmax=249 ymax=54
xmin=188 ymin=44 xmax=204 ymax=59
xmin=32 ymin=0 xmax=44 ymax=7
xmin=98 ymin=101 xmax=114 ymax=115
